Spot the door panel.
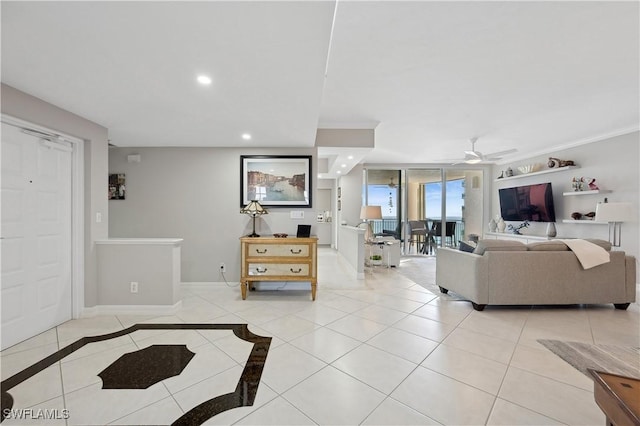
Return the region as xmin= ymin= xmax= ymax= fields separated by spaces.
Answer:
xmin=1 ymin=123 xmax=72 ymax=350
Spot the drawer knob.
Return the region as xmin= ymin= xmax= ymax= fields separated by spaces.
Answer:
xmin=290 ymin=249 xmax=302 ymax=254
xmin=256 ymin=267 xmax=268 ymax=273
xmin=256 ymin=249 xmax=267 ymax=254
xmin=290 ymin=268 xmax=302 ymax=273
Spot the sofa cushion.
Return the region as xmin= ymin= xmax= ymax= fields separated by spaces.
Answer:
xmin=528 ymin=241 xmax=569 ymax=251
xmin=584 ymin=239 xmax=612 ymax=251
xmin=459 ymin=241 xmax=476 ymax=253
xmin=473 ymin=239 xmax=528 ymax=255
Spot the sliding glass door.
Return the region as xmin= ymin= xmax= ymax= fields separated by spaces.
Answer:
xmin=366 ymin=167 xmax=484 ymax=255
xmin=363 ymin=169 xmax=402 ymax=239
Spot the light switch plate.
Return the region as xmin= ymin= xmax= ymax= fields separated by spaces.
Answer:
xmin=290 ymin=211 xmax=304 ymax=219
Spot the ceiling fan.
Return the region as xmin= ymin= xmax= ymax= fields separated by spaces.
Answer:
xmin=449 ymin=137 xmax=517 ymax=164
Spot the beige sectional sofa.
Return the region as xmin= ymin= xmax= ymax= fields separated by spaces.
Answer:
xmin=435 ymin=239 xmax=636 ymax=311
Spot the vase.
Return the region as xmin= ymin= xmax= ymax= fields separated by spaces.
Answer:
xmin=546 ymin=222 xmax=557 ymax=238
xmin=497 ymin=218 xmax=506 ymax=233
xmin=488 ymin=219 xmax=497 ymax=232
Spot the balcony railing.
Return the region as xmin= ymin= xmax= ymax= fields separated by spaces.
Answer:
xmin=369 ymin=219 xmax=465 ymax=248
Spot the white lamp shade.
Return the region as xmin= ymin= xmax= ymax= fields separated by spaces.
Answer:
xmin=360 ymin=205 xmax=383 ymax=220
xmin=595 ymin=202 xmax=634 ymax=222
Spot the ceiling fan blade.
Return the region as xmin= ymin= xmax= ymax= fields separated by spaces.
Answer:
xmin=464 ymin=150 xmax=482 ymax=158
xmin=484 ymin=148 xmax=517 ymax=159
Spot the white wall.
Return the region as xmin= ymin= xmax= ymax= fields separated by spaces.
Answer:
xmin=109 ymin=147 xmax=316 ymax=282
xmin=337 ymin=164 xmax=364 ymax=228
xmin=491 ymin=131 xmax=639 ymax=279
xmin=1 ymin=84 xmax=109 ymax=307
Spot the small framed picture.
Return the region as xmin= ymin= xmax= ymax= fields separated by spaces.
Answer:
xmin=108 ymin=174 xmax=126 ymax=200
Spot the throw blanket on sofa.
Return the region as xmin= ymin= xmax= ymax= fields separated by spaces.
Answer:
xmin=558 ymin=239 xmax=610 ymax=270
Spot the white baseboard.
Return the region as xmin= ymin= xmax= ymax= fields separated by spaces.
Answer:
xmin=181 ymin=281 xmax=237 ymax=288
xmin=80 ymin=301 xmax=182 ymax=317
xmin=181 ymin=281 xmax=312 ymax=291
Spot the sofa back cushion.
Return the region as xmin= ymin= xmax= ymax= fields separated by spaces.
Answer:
xmin=584 ymin=239 xmax=612 ymax=251
xmin=527 ymin=241 xmax=569 ymax=251
xmin=473 ymin=239 xmax=528 ymax=255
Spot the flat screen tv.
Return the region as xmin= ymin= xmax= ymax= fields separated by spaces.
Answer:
xmin=499 ymin=182 xmax=556 ymax=222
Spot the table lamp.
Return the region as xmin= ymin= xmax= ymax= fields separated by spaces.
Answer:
xmin=241 ymin=200 xmax=268 ymax=237
xmin=360 ymin=205 xmax=382 ymax=242
xmin=595 ymin=201 xmax=633 ymax=247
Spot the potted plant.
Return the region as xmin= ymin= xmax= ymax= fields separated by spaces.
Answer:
xmin=370 ymin=254 xmax=383 ymax=265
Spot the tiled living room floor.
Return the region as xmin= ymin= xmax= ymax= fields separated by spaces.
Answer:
xmin=1 ymin=248 xmax=639 ymax=425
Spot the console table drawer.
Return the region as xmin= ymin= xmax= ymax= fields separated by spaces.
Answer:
xmin=246 ymin=243 xmax=309 ymax=257
xmin=248 ymin=263 xmax=310 ymax=277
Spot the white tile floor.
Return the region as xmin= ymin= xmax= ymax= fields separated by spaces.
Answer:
xmin=2 ymin=248 xmax=639 ymax=425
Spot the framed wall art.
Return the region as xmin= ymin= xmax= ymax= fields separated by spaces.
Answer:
xmin=240 ymin=155 xmax=312 ymax=207
xmin=108 ymin=173 xmax=126 ymax=200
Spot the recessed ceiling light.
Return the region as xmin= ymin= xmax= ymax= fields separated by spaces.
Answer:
xmin=241 ymin=133 xmax=252 ymax=140
xmin=347 ymin=155 xmax=354 ymax=160
xmin=336 ymin=171 xmax=342 ymax=174
xmin=197 ymin=75 xmax=212 ymax=85
xmin=341 ymin=164 xmax=346 ymax=168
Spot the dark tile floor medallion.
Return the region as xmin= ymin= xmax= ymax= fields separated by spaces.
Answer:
xmin=98 ymin=344 xmax=196 ymax=389
xmin=0 ymin=324 xmax=272 ymax=425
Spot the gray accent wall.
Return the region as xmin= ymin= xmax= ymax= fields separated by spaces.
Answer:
xmin=109 ymin=147 xmax=316 ymax=282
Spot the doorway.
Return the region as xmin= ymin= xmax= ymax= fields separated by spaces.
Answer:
xmin=1 ymin=120 xmax=80 ymax=349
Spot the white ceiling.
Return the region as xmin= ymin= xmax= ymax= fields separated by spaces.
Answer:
xmin=2 ymin=1 xmax=638 ymax=171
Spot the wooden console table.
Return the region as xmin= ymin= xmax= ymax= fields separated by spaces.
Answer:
xmin=589 ymin=369 xmax=640 ymax=425
xmin=240 ymin=236 xmax=317 ymax=300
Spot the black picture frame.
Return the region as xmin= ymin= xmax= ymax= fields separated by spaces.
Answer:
xmin=240 ymin=155 xmax=312 ymax=207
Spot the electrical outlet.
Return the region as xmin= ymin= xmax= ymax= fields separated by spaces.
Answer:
xmin=130 ymin=281 xmax=138 ymax=293
xmin=219 ymin=263 xmax=226 ymax=273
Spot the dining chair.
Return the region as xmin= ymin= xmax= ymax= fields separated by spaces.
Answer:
xmin=431 ymin=221 xmax=457 ymax=247
xmin=408 ymin=220 xmax=429 ymax=254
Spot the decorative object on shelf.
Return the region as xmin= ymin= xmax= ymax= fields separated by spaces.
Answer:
xmin=360 ymin=205 xmax=382 ymax=242
xmin=240 ymin=200 xmax=268 ymax=237
xmin=507 ymin=220 xmax=530 ymax=235
xmin=572 ymin=177 xmax=585 ymax=191
xmin=505 ymin=167 xmax=514 ymax=177
xmin=548 ymin=157 xmax=576 ymax=168
xmin=570 ymin=211 xmax=597 ymax=221
xmin=517 ymin=164 xmax=542 ymax=174
xmin=546 ymin=222 xmax=557 ymax=238
xmin=595 ymin=201 xmax=634 ymax=247
xmin=488 ymin=218 xmax=497 ymax=232
xmin=497 ymin=171 xmax=504 ymax=179
xmin=571 ymin=176 xmax=599 ymax=192
xmin=273 ymin=233 xmax=288 ymax=238
xmin=497 ymin=217 xmax=506 ymax=233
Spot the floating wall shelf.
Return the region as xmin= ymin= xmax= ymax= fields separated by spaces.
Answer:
xmin=562 ymin=189 xmax=611 ymax=196
xmin=495 ymin=166 xmax=579 ymax=182
xmin=561 ymin=220 xmax=608 ymax=225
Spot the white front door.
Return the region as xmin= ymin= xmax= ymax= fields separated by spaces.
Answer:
xmin=1 ymin=122 xmax=73 ymax=350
